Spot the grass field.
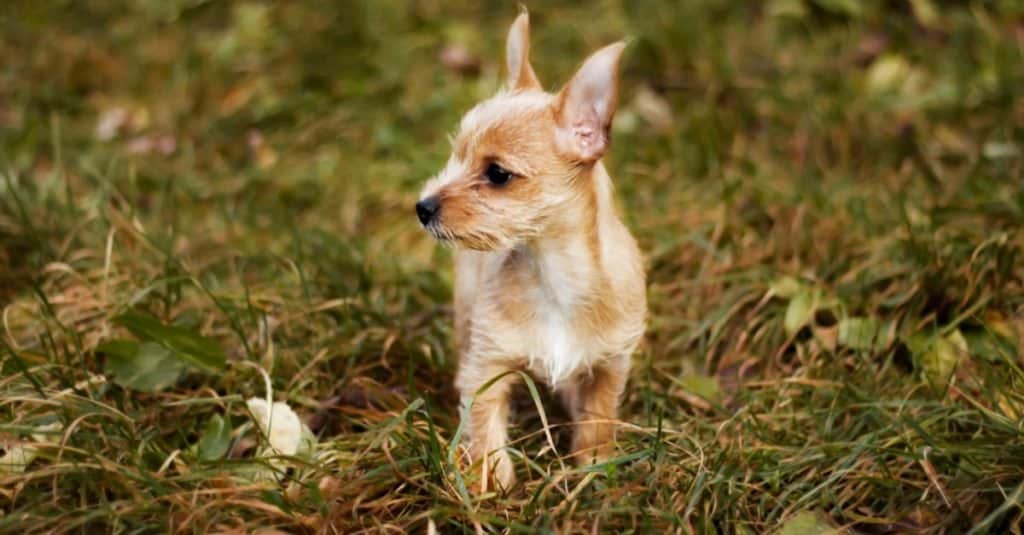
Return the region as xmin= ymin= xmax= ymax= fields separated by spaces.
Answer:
xmin=2 ymin=1 xmax=1024 ymax=533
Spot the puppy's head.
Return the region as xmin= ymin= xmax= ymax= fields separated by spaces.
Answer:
xmin=416 ymin=10 xmax=626 ymax=251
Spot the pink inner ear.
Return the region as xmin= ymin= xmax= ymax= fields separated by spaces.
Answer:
xmin=573 ymin=116 xmax=599 ymax=152
xmin=554 ymin=42 xmax=625 ymax=162
xmin=557 ymin=104 xmax=608 ymax=162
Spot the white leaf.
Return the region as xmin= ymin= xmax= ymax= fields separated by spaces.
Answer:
xmin=246 ymin=398 xmax=304 ymax=456
xmin=0 ymin=443 xmax=38 ymax=474
xmin=0 ymin=422 xmax=62 ymax=474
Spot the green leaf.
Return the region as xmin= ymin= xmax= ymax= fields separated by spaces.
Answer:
xmin=680 ymin=374 xmax=722 ymax=403
xmin=113 ymin=310 xmax=226 ymax=371
xmin=96 ymin=339 xmax=142 ymax=361
xmin=965 ymin=316 xmax=1020 ymax=364
xmin=769 ymin=276 xmax=804 ymax=299
xmin=101 ymin=340 xmax=187 ymax=392
xmin=784 ymin=289 xmax=816 ymax=336
xmin=966 ymin=331 xmax=1014 ymax=363
xmin=197 ymin=414 xmax=233 ymax=461
xmin=907 ymin=329 xmax=968 ymax=386
xmin=838 ymin=317 xmax=879 ymax=350
xmin=775 ymin=511 xmax=839 ymax=535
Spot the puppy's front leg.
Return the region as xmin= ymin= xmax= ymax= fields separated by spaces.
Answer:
xmin=563 ymin=358 xmax=629 ymax=464
xmin=457 ymin=362 xmax=518 ymax=492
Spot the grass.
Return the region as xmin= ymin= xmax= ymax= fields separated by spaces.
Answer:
xmin=1 ymin=0 xmax=1023 ymax=532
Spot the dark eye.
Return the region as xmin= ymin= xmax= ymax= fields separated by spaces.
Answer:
xmin=484 ymin=163 xmax=513 ymax=186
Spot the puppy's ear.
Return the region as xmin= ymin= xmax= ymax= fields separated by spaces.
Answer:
xmin=506 ymin=10 xmax=541 ymax=91
xmin=553 ymin=42 xmax=626 ymax=163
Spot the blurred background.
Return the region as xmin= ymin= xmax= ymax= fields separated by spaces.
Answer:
xmin=2 ymin=1 xmax=1023 ymax=532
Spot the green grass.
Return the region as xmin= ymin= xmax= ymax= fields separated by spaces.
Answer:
xmin=2 ymin=1 xmax=1023 ymax=532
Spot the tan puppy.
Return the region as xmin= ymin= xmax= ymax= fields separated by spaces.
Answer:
xmin=416 ymin=10 xmax=646 ymax=492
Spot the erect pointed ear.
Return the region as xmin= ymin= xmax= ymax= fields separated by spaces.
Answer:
xmin=506 ymin=9 xmax=541 ymax=91
xmin=553 ymin=41 xmax=626 ymax=163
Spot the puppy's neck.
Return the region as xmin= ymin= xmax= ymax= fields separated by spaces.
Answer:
xmin=522 ymin=162 xmax=615 ymax=309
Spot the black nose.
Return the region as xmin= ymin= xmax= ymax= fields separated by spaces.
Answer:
xmin=416 ymin=196 xmax=440 ymax=225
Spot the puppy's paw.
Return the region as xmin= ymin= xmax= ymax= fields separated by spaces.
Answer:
xmin=489 ymin=450 xmax=516 ymax=491
xmin=468 ymin=447 xmax=516 ymax=494
xmin=571 ymin=438 xmax=615 ymax=467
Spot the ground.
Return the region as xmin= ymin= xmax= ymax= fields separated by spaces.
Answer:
xmin=1 ymin=1 xmax=1023 ymax=533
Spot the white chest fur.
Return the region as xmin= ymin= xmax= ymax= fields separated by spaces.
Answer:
xmin=525 ymin=305 xmax=587 ymax=386
xmin=521 ymin=242 xmax=596 ymax=387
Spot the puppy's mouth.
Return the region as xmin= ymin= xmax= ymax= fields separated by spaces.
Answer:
xmin=424 ymin=225 xmax=511 ymax=252
xmin=423 ymin=222 xmax=459 ymax=246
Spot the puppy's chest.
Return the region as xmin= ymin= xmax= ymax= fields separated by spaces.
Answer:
xmin=521 ymin=304 xmax=591 ymax=386
xmin=506 ymin=266 xmax=609 ymax=387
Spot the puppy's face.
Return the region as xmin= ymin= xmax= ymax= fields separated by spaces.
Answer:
xmin=417 ymin=93 xmax=576 ymax=250
xmin=416 ymin=11 xmax=625 ymax=251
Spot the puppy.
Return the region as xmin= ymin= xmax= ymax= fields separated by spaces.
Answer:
xmin=416 ymin=10 xmax=646 ymax=492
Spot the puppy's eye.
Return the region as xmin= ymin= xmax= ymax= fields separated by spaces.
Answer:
xmin=484 ymin=163 xmax=513 ymax=186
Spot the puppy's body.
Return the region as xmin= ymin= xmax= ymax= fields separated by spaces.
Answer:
xmin=454 ymin=161 xmax=644 ymax=388
xmin=417 ymin=11 xmax=645 ymax=491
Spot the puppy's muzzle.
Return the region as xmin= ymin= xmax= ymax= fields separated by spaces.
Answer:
xmin=416 ymin=195 xmax=441 ymax=226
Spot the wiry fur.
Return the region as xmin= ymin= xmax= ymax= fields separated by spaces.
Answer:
xmin=417 ymin=10 xmax=646 ymax=492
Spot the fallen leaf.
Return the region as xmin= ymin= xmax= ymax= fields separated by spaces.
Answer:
xmin=0 ymin=440 xmax=39 ymax=474
xmin=246 ymin=398 xmax=316 ymax=460
xmin=680 ymin=373 xmax=722 ymax=404
xmin=197 ymin=414 xmax=233 ymax=461
xmin=0 ymin=423 xmax=62 ymax=474
xmin=774 ymin=510 xmax=840 ymax=535
xmin=100 ymin=340 xmax=188 ymax=392
xmin=838 ymin=317 xmax=879 ymax=350
xmin=247 ymin=398 xmax=304 ymax=456
xmin=113 ymin=310 xmax=226 ymax=371
xmin=908 ymin=329 xmax=968 ymax=386
xmin=769 ymin=276 xmax=804 ymax=300
xmin=784 ymin=288 xmax=816 ymax=336
xmin=965 ymin=327 xmax=1016 ymax=364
